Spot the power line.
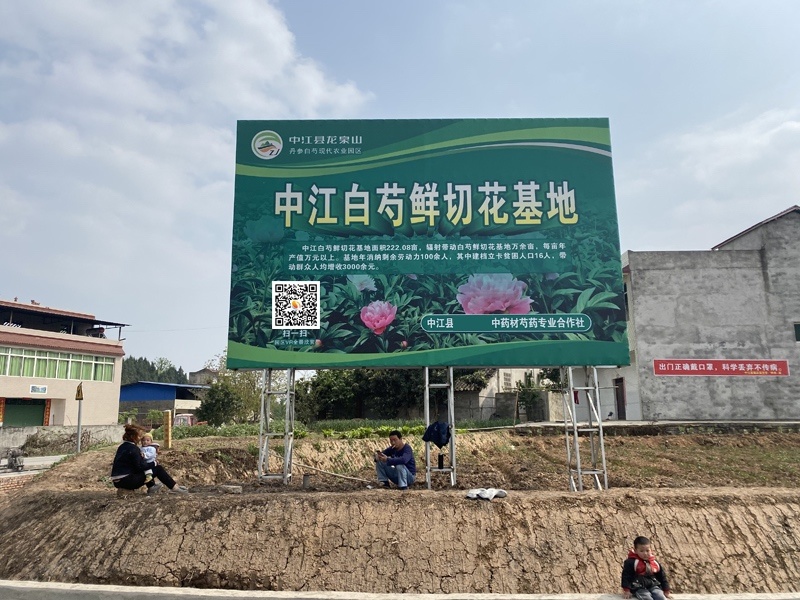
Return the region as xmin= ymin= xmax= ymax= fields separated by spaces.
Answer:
xmin=126 ymin=326 xmax=227 ymax=333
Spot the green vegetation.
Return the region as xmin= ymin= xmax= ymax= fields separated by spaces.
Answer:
xmin=151 ymin=422 xmax=308 ymax=440
xmin=117 ymin=408 xmax=138 ymax=425
xmin=121 ymin=356 xmax=187 ymax=385
xmin=190 ymin=350 xmax=289 ymax=426
xmin=146 ymin=409 xmax=166 ymax=428
xmin=310 ymin=418 xmax=426 ymax=432
xmin=147 ymin=417 xmax=511 ymax=442
xmin=295 ymin=367 xmax=495 ymax=423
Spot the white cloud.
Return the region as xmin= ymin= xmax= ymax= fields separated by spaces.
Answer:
xmin=0 ymin=0 xmax=370 ymax=370
xmin=616 ymin=108 xmax=800 ymax=251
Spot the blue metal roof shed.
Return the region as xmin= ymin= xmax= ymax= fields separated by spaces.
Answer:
xmin=120 ymin=381 xmax=209 ymax=402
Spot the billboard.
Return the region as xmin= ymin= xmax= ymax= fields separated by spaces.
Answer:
xmin=228 ymin=119 xmax=629 ymax=369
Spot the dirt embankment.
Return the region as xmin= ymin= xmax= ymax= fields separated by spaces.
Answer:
xmin=1 ymin=431 xmax=799 ymax=594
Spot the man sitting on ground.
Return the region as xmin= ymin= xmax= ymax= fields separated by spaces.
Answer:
xmin=374 ymin=430 xmax=416 ymax=490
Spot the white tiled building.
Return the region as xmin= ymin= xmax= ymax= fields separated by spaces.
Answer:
xmin=0 ymin=299 xmax=127 ymax=427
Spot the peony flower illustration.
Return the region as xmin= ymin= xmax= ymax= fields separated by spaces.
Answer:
xmin=457 ymin=273 xmax=532 ymax=315
xmin=360 ymin=300 xmax=397 ymax=335
xmin=244 ymin=215 xmax=284 ymax=244
xmin=347 ymin=274 xmax=377 ymax=292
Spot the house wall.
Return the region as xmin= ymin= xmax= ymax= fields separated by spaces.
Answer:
xmin=118 ymin=399 xmax=201 ymax=420
xmin=0 ymin=329 xmax=123 ymax=426
xmin=610 ymin=211 xmax=799 ymax=420
xmin=569 ymin=368 xmax=621 ymax=422
xmin=2 ymin=377 xmax=120 ymax=426
xmin=453 ymin=368 xmax=536 ymax=421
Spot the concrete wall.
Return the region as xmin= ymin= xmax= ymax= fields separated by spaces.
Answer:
xmin=0 ymin=424 xmax=122 ymax=451
xmin=618 ymin=211 xmax=799 ymax=419
xmin=594 ymin=358 xmax=642 ymax=421
xmin=546 ymin=391 xmax=564 ymax=421
xmin=453 ymin=369 xmax=535 ymax=421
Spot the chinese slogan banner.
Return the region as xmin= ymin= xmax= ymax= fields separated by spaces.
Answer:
xmin=654 ymin=359 xmax=790 ymax=377
xmin=228 ymin=119 xmax=629 ymax=369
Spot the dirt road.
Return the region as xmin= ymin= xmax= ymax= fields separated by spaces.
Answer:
xmin=1 ymin=431 xmax=798 ymax=594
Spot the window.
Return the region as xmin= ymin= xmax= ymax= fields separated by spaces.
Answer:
xmin=0 ymin=346 xmax=114 ymax=382
xmin=795 ymin=323 xmax=800 ymax=342
xmin=503 ymin=372 xmax=512 ymax=391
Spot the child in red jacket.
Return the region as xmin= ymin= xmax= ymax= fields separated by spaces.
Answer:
xmin=621 ymin=536 xmax=671 ymax=599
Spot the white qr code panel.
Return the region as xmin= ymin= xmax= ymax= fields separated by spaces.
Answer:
xmin=272 ymin=281 xmax=321 ymax=329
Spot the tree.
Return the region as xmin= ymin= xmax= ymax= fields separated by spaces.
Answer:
xmin=196 ymin=378 xmax=244 ymax=426
xmin=197 ymin=350 xmax=287 ymax=423
xmin=352 ymin=367 xmax=425 ymax=418
xmin=122 ymin=356 xmax=188 ymax=385
xmin=294 ymin=368 xmax=489 ymax=422
xmin=146 ymin=409 xmax=167 ymax=429
xmin=515 ymin=368 xmax=564 ymax=422
xmin=295 ymin=369 xmax=358 ymax=422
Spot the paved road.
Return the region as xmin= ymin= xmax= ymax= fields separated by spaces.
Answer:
xmin=0 ymin=454 xmax=67 ymax=473
xmin=1 ymin=581 xmax=799 ymax=600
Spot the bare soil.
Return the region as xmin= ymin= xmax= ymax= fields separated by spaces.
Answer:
xmin=1 ymin=430 xmax=800 ymax=594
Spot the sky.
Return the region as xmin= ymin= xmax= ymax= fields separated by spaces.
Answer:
xmin=1 ymin=0 xmax=799 ymax=373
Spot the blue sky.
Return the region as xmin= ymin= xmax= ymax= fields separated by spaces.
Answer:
xmin=1 ymin=0 xmax=799 ymax=372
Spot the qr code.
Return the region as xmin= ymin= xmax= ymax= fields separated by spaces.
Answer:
xmin=272 ymin=281 xmax=321 ymax=329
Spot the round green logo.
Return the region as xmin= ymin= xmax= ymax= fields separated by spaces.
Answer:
xmin=251 ymin=130 xmax=283 ymax=160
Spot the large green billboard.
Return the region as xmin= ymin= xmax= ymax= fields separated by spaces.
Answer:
xmin=228 ymin=119 xmax=629 ymax=369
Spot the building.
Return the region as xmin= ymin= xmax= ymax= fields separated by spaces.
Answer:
xmin=596 ymin=206 xmax=799 ymax=420
xmin=0 ymin=299 xmax=127 ymax=427
xmin=188 ymin=367 xmax=218 ymax=385
xmin=119 ymin=381 xmax=208 ymax=424
xmin=452 ymin=368 xmax=539 ymax=421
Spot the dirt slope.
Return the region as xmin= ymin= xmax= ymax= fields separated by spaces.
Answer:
xmin=1 ymin=431 xmax=799 ymax=594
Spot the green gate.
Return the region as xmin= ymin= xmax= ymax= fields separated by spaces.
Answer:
xmin=3 ymin=398 xmax=46 ymax=427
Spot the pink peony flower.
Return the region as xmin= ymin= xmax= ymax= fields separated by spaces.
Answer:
xmin=360 ymin=300 xmax=397 ymax=335
xmin=456 ymin=273 xmax=532 ymax=315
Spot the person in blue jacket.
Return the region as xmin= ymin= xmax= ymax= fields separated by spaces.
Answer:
xmin=374 ymin=430 xmax=416 ymax=490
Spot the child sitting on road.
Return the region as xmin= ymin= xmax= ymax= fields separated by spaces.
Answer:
xmin=621 ymin=536 xmax=671 ymax=599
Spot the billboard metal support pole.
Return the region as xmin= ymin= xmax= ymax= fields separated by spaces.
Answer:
xmin=257 ymin=369 xmax=268 ymax=478
xmin=564 ymin=366 xmax=608 ymax=491
xmin=283 ymin=368 xmax=296 ymax=485
xmin=258 ymin=368 xmax=295 ymax=484
xmin=424 ymin=367 xmax=456 ymax=489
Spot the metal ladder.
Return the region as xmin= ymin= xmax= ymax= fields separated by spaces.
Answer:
xmin=257 ymin=368 xmax=295 ymax=484
xmin=423 ymin=367 xmax=456 ymax=489
xmin=562 ymin=366 xmax=608 ymax=491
